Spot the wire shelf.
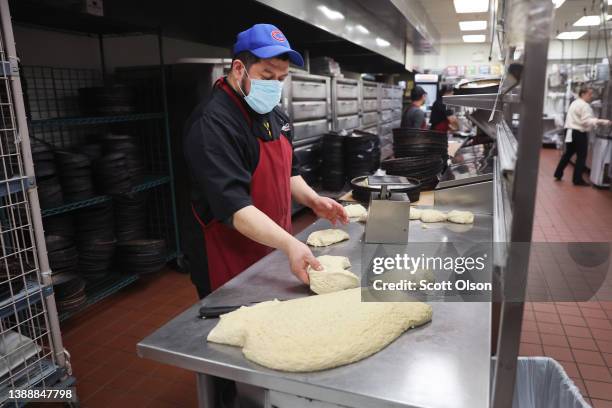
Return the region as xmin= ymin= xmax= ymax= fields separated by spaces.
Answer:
xmin=0 ymin=358 xmax=60 ymax=406
xmin=0 ymin=177 xmax=29 ymax=198
xmin=0 ymin=281 xmax=52 ymax=320
xmin=58 ymin=274 xmax=139 ymax=322
xmin=41 ymin=174 xmax=170 ymax=217
xmin=30 ymin=112 xmax=164 ymax=127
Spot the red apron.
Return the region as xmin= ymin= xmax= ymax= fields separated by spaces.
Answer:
xmin=433 ymin=120 xmax=449 ymax=132
xmin=192 ymin=79 xmax=293 ymax=291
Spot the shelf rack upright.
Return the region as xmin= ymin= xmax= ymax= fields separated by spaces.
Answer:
xmin=0 ymin=0 xmax=74 ymax=404
xmin=7 ymin=6 xmax=181 ymax=320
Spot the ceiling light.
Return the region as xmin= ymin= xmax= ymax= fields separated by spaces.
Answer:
xmin=356 ymin=24 xmax=370 ymax=34
xmin=556 ymin=31 xmax=587 ymax=39
xmin=453 ymin=0 xmax=488 ymax=13
xmin=317 ymin=5 xmax=345 ymax=20
xmin=376 ymin=38 xmax=390 ymax=47
xmin=552 ymin=0 xmax=566 ymax=8
xmin=573 ymin=15 xmax=611 ymax=26
xmin=463 ymin=34 xmax=486 ymax=43
xmin=459 ymin=21 xmax=487 ymax=31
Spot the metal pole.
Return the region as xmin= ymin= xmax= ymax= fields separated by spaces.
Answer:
xmin=0 ymin=0 xmax=68 ymax=372
xmin=98 ymin=33 xmax=107 ymax=85
xmin=491 ymin=0 xmax=552 ymax=406
xmin=157 ymin=29 xmax=182 ymax=263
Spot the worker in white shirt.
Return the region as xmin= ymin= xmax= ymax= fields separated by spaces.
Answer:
xmin=554 ymin=87 xmax=611 ymax=186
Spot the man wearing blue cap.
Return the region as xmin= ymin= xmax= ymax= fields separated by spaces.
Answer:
xmin=184 ymin=24 xmax=348 ymax=296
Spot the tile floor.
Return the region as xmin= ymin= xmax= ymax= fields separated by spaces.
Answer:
xmin=519 ymin=148 xmax=612 ymax=408
xmin=57 ymin=148 xmax=611 ymax=407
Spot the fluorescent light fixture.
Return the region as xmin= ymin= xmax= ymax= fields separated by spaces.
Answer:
xmin=556 ymin=31 xmax=587 ymax=39
xmin=459 ymin=20 xmax=487 ymax=31
xmin=317 ymin=5 xmax=345 ymax=20
xmin=552 ymin=0 xmax=566 ymax=8
xmin=463 ymin=34 xmax=486 ymax=43
xmin=376 ymin=37 xmax=391 ymax=47
xmin=356 ymin=24 xmax=370 ymax=34
xmin=573 ymin=15 xmax=611 ymax=26
xmin=453 ymin=0 xmax=488 ymax=13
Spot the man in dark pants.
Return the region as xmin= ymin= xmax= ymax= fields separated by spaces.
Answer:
xmin=554 ymin=87 xmax=610 ymax=186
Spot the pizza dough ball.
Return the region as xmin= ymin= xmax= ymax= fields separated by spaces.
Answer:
xmin=447 ymin=210 xmax=474 ymax=224
xmin=308 ymin=255 xmax=357 ymax=295
xmin=419 ymin=209 xmax=447 ymax=223
xmin=307 ymin=229 xmax=350 ymax=247
xmin=344 ymin=204 xmax=367 ymax=220
xmin=410 ymin=207 xmax=422 ymax=220
xmin=316 ymin=255 xmax=351 ymax=270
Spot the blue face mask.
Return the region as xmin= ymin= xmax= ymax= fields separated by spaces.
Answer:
xmin=237 ymin=68 xmax=284 ymax=114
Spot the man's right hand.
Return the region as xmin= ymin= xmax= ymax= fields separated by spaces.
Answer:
xmin=283 ymin=239 xmax=321 ymax=285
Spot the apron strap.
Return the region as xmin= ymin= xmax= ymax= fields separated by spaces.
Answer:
xmin=215 ymin=77 xmax=252 ymax=127
xmin=192 ymin=77 xmax=253 ymax=226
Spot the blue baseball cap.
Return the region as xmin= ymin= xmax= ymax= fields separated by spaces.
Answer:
xmin=233 ymin=24 xmax=304 ymax=67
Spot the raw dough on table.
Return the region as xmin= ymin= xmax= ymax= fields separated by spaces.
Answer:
xmin=344 ymin=204 xmax=367 ymax=219
xmin=308 ymin=255 xmax=358 ymax=294
xmin=316 ymin=255 xmax=351 ymax=270
xmin=357 ymin=212 xmax=368 ymax=223
xmin=307 ymin=229 xmax=350 ymax=247
xmin=419 ymin=209 xmax=447 ymax=223
xmin=447 ymin=210 xmax=474 ymax=224
xmin=207 ymin=288 xmax=432 ymax=372
xmin=409 ymin=207 xmax=422 ymax=220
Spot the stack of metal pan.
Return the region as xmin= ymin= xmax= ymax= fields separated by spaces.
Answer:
xmin=381 ymin=155 xmax=446 ymax=191
xmin=55 ymin=151 xmax=95 ymax=202
xmin=78 ymin=85 xmax=136 ymax=115
xmin=114 ymin=192 xmax=148 ymax=242
xmin=77 ymin=143 xmax=103 ymax=161
xmin=55 ymin=277 xmax=86 ymax=313
xmin=321 ymin=132 xmax=346 ymax=191
xmin=384 ymin=128 xmax=449 ymax=190
xmin=43 ymin=214 xmax=75 ymax=239
xmin=46 ymin=235 xmax=79 ymax=277
xmin=102 ymin=134 xmax=146 ymax=182
xmin=32 ymin=140 xmax=63 ymax=209
xmin=93 ymin=153 xmax=132 ymax=194
xmin=75 ymin=203 xmax=116 ymax=279
xmin=116 ymin=239 xmax=167 ymax=275
xmin=344 ymin=130 xmax=381 ymax=181
xmin=392 ymin=128 xmax=448 ymax=159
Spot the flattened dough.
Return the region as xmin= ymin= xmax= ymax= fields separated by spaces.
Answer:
xmin=420 ymin=209 xmax=447 ymax=223
xmin=207 ymin=288 xmax=432 ymax=372
xmin=308 ymin=255 xmax=358 ymax=294
xmin=447 ymin=210 xmax=474 ymax=224
xmin=306 ymin=229 xmax=350 ymax=247
xmin=344 ymin=204 xmax=367 ymax=219
xmin=409 ymin=207 xmax=422 ymax=220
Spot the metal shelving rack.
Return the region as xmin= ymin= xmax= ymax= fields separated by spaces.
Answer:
xmin=11 ymin=14 xmax=181 ymax=319
xmin=0 ymin=0 xmax=72 ymax=404
xmin=444 ymin=0 xmax=554 ymax=406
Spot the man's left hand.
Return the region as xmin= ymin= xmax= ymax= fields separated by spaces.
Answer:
xmin=310 ymin=196 xmax=349 ymax=225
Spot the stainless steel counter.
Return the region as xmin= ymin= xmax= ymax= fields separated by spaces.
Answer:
xmin=139 ymin=211 xmax=493 ymax=408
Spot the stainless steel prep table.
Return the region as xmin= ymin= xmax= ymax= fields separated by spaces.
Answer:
xmin=138 ymin=217 xmax=492 ymax=408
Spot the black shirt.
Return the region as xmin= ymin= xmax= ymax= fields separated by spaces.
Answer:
xmin=183 ymin=78 xmax=300 ymax=225
xmin=429 ymin=99 xmax=453 ymax=130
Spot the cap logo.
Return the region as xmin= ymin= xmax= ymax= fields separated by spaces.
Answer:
xmin=271 ymin=30 xmax=286 ymax=42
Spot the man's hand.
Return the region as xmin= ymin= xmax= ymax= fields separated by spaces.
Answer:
xmin=283 ymin=239 xmax=321 ymax=284
xmin=309 ymin=196 xmax=349 ymax=225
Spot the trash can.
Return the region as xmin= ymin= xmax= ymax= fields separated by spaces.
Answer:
xmin=513 ymin=357 xmax=590 ymax=408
